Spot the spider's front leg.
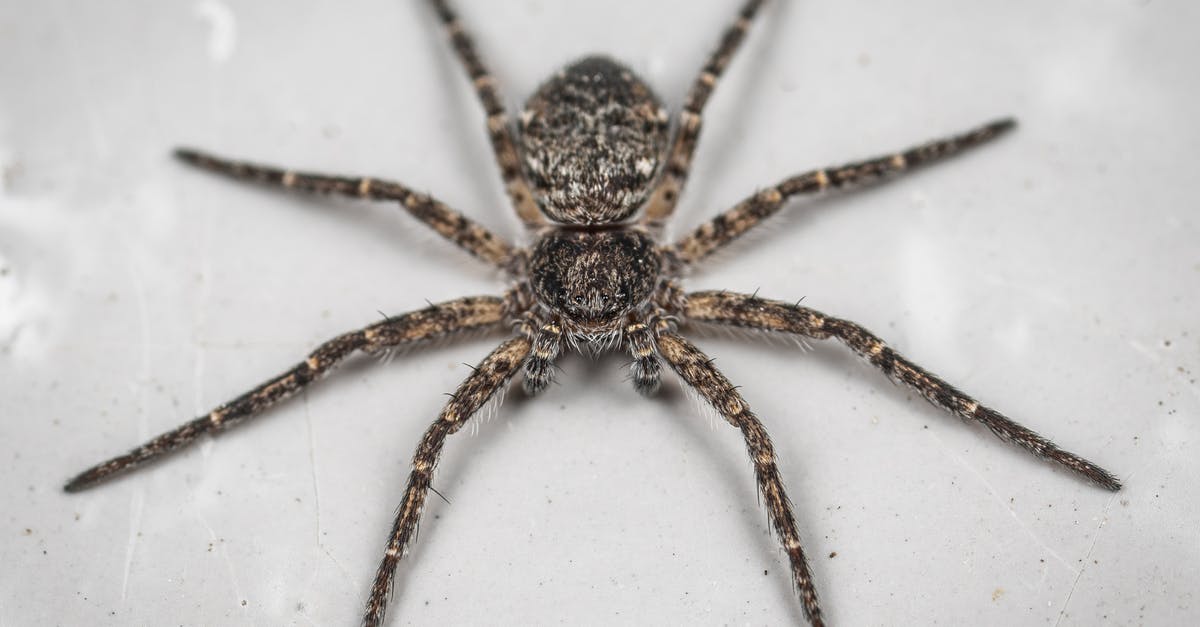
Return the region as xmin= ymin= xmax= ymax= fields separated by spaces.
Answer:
xmin=683 ymin=290 xmax=1122 ymax=490
xmin=63 ymin=295 xmax=510 ymax=492
xmin=655 ymin=329 xmax=825 ymax=627
xmin=174 ymin=150 xmax=518 ymax=271
xmin=521 ymin=314 xmax=564 ymax=395
xmin=363 ymin=335 xmax=531 ymax=627
xmin=625 ymin=318 xmax=664 ymax=395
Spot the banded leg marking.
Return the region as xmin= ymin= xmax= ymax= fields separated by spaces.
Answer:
xmin=626 ymin=320 xmax=662 ymax=395
xmin=174 ymin=149 xmax=517 ymax=269
xmin=672 ymin=118 xmax=1016 ymax=264
xmin=683 ymin=290 xmax=1122 ymax=490
xmin=63 ymin=296 xmax=509 ymax=492
xmin=428 ymin=0 xmax=543 ymax=227
xmin=656 ymin=331 xmax=824 ymax=627
xmin=642 ymin=0 xmax=767 ymax=226
xmin=362 ymin=335 xmax=531 ymax=627
xmin=522 ymin=319 xmax=563 ymax=395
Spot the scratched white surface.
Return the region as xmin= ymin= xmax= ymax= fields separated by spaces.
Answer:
xmin=1 ymin=0 xmax=1197 ymax=625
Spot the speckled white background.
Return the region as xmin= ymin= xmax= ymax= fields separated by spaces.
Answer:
xmin=1 ymin=0 xmax=1197 ymax=625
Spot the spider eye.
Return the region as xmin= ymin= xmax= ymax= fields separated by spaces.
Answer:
xmin=572 ymin=295 xmax=584 ymax=305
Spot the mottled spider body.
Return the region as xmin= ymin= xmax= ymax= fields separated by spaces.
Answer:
xmin=521 ymin=56 xmax=669 ymax=225
xmin=65 ymin=1 xmax=1121 ymax=626
xmin=529 ymin=229 xmax=661 ymax=329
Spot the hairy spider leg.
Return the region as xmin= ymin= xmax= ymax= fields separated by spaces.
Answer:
xmin=656 ymin=330 xmax=825 ymax=627
xmin=428 ymin=0 xmax=544 ymax=227
xmin=683 ymin=290 xmax=1122 ymax=490
xmin=672 ymin=118 xmax=1015 ymax=264
xmin=63 ymin=296 xmax=510 ymax=492
xmin=174 ymin=149 xmax=518 ymax=271
xmin=363 ymin=335 xmax=531 ymax=627
xmin=65 ymin=0 xmax=1115 ymax=624
xmin=642 ymin=0 xmax=768 ymax=226
xmin=625 ymin=319 xmax=663 ymax=395
xmin=522 ymin=318 xmax=564 ymax=394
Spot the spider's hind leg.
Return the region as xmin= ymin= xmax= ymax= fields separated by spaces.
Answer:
xmin=642 ymin=0 xmax=768 ymax=227
xmin=427 ymin=0 xmax=543 ymax=228
xmin=672 ymin=118 xmax=1016 ymax=265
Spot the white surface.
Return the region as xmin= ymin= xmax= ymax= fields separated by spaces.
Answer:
xmin=2 ymin=1 xmax=1197 ymax=625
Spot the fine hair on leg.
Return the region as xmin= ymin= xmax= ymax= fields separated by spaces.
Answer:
xmin=174 ymin=149 xmax=519 ymax=270
xmin=362 ymin=335 xmax=531 ymax=627
xmin=671 ymin=119 xmax=1015 ymax=265
xmin=655 ymin=330 xmax=824 ymax=626
xmin=642 ymin=0 xmax=768 ymax=227
xmin=683 ymin=290 xmax=1122 ymax=490
xmin=427 ymin=0 xmax=544 ymax=227
xmin=63 ymin=296 xmax=510 ymax=492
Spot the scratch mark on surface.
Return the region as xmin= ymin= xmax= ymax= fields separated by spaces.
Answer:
xmin=980 ymin=272 xmax=1070 ymax=310
xmin=1053 ymin=492 xmax=1119 ymax=627
xmin=193 ymin=197 xmax=214 ymax=446
xmin=303 ymin=392 xmax=323 ymax=548
xmin=193 ymin=0 xmax=237 ymax=63
xmin=299 ymin=392 xmax=329 ymax=607
xmin=112 ymin=208 xmax=154 ymax=608
xmin=926 ymin=429 xmax=1076 ymax=573
xmin=194 ymin=508 xmax=247 ymax=614
xmin=121 ymin=248 xmax=152 ymax=439
xmin=323 ymin=547 xmax=358 ymax=592
xmin=1126 ymin=339 xmax=1158 ymax=364
xmin=1128 ymin=339 xmax=1200 ymax=403
xmin=120 ymin=490 xmax=145 ymax=601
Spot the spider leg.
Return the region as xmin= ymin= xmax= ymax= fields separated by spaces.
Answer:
xmin=427 ymin=0 xmax=544 ymax=228
xmin=363 ymin=335 xmax=531 ymax=627
xmin=63 ymin=296 xmax=510 ymax=492
xmin=174 ymin=149 xmax=518 ymax=271
xmin=655 ymin=330 xmax=824 ymax=627
xmin=521 ymin=316 xmax=563 ymax=395
xmin=625 ymin=319 xmax=663 ymax=395
xmin=641 ymin=0 xmax=767 ymax=227
xmin=672 ymin=118 xmax=1015 ymax=265
xmin=683 ymin=290 xmax=1122 ymax=490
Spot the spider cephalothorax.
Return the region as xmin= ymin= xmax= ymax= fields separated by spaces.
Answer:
xmin=66 ymin=2 xmax=1120 ymax=626
xmin=529 ymin=228 xmax=660 ymax=329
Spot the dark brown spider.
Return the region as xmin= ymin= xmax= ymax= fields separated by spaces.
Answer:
xmin=64 ymin=1 xmax=1122 ymax=625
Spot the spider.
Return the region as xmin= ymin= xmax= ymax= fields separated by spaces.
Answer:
xmin=65 ymin=1 xmax=1122 ymax=625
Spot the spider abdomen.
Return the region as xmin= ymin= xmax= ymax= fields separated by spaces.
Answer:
xmin=519 ymin=56 xmax=669 ymax=225
xmin=529 ymin=228 xmax=661 ymax=329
